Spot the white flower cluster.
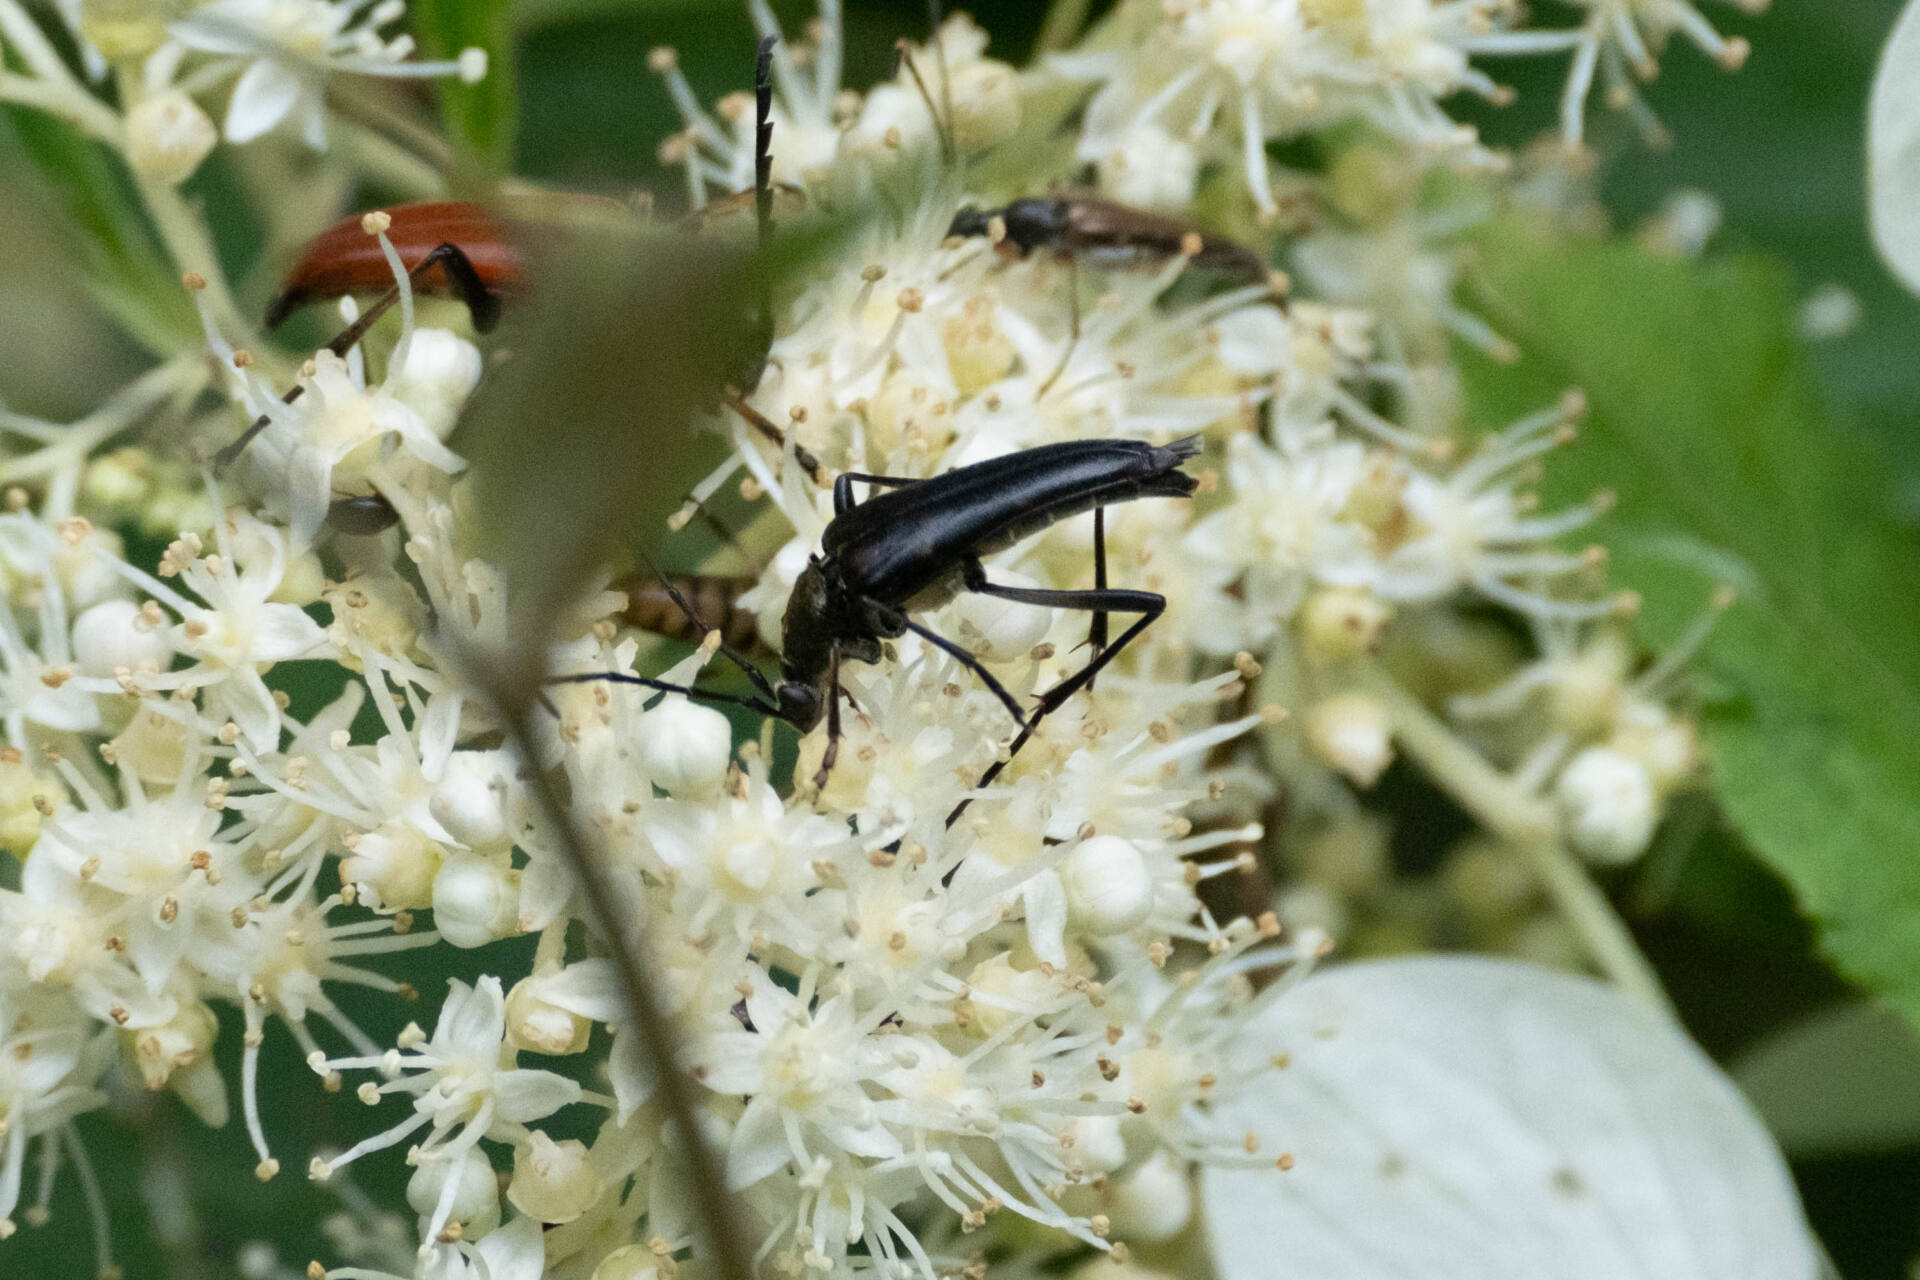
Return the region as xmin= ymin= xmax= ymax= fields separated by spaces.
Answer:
xmin=0 ymin=0 xmax=1744 ymax=1277
xmin=0 ymin=0 xmax=482 ymax=189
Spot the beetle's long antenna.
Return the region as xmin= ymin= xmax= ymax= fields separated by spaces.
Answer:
xmin=549 ymin=671 xmax=781 ymax=718
xmin=754 ymin=35 xmax=775 ymax=260
xmin=895 ymin=41 xmax=955 ymax=171
xmin=724 ymin=392 xmax=826 ymax=486
xmin=634 ymin=551 xmax=781 ymax=705
xmin=928 ymin=0 xmax=953 ymax=164
xmin=745 ymin=33 xmax=777 ymax=394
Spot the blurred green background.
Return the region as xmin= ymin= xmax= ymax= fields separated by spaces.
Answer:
xmin=3 ymin=0 xmax=1919 ymax=1276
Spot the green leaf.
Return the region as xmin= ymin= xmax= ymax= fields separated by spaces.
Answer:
xmin=455 ymin=210 xmax=850 ymax=700
xmin=0 ymin=104 xmax=196 ymax=355
xmin=412 ymin=0 xmax=517 ymax=173
xmin=1461 ymin=215 xmax=1920 ymax=1029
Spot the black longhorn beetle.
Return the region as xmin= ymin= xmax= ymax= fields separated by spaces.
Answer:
xmin=554 ymin=435 xmax=1202 ymax=827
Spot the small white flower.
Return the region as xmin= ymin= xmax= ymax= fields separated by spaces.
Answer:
xmin=311 ymin=978 xmax=586 ymax=1250
xmin=0 ymin=986 xmax=111 ymax=1238
xmin=1556 ymin=745 xmax=1658 ymax=864
xmin=169 ymin=0 xmax=485 ymax=149
xmin=1466 ymin=0 xmax=1758 ymax=148
xmin=1304 ymin=690 xmax=1395 ymax=788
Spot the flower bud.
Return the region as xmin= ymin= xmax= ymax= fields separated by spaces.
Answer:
xmin=1304 ymin=691 xmax=1394 ymax=787
xmin=942 ymin=301 xmax=1020 ymax=395
xmin=1097 ymin=124 xmax=1199 ymax=211
xmin=123 ymin=999 xmax=218 ymax=1092
xmin=80 ymin=0 xmax=186 ymax=60
xmin=54 ymin=523 xmax=128 ymax=609
xmin=324 ymin=574 xmax=424 ymax=666
xmin=0 ymin=757 xmax=66 ymax=859
xmin=343 ymin=823 xmax=443 ymax=912
xmin=948 ymin=569 xmax=1055 ymax=663
xmin=962 ymin=952 xmax=1055 ymax=1039
xmin=592 ymin=1246 xmax=661 ymax=1280
xmin=430 ymin=750 xmax=514 ymax=848
xmin=390 ymin=329 xmax=484 ymax=434
xmin=1110 ymin=1149 xmax=1193 ymax=1241
xmin=506 ymin=973 xmax=591 ymax=1056
xmin=946 ymin=59 xmax=1021 ymax=151
xmin=407 ymin=1146 xmax=500 ymax=1233
xmin=1068 ymin=1258 xmax=1181 ymax=1280
xmin=1065 ymin=1115 xmax=1127 ymax=1175
xmin=507 ymin=1133 xmax=602 ymax=1224
xmin=80 ymin=447 xmax=153 ymax=516
xmin=72 ymin=598 xmax=174 ymax=676
xmin=432 ymin=852 xmax=522 ymax=947
xmin=1609 ymin=701 xmax=1700 ymax=795
xmin=126 ymin=90 xmax=218 ymax=185
xmin=1061 ymin=836 xmax=1156 ymax=936
xmin=1555 ymin=747 xmax=1657 ymax=865
xmin=1299 ymin=587 xmax=1392 ymax=661
xmin=169 ymin=1055 xmax=231 ymax=1128
xmin=1545 ymin=635 xmax=1628 ymax=737
xmin=638 ymin=698 xmax=732 ymax=798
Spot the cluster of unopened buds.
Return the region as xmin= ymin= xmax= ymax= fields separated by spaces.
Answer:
xmin=0 ymin=0 xmax=1755 ymax=1276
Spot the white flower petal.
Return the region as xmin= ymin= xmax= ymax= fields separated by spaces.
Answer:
xmin=216 ymin=669 xmax=282 ymax=751
xmin=725 ymin=1093 xmax=792 ymax=1189
xmin=491 ymin=1068 xmax=584 ymax=1124
xmin=608 ymin=1023 xmax=657 ymax=1122
xmin=470 ymin=1214 xmax=548 ymax=1280
xmin=437 ymin=977 xmax=504 ymax=1052
xmin=1871 ymin=0 xmax=1920 ymax=294
xmin=223 ymin=59 xmax=302 ymax=143
xmin=249 ymin=602 xmax=328 ymax=662
xmin=537 ymin=959 xmax=628 ymax=1022
xmin=1203 ymin=957 xmax=1820 ymax=1280
xmin=1022 ymin=870 xmax=1069 ymax=969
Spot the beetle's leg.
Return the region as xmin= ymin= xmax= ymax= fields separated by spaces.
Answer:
xmin=896 ymin=616 xmax=1027 ymax=726
xmin=833 ymin=471 xmax=924 ymax=516
xmin=1035 ymin=254 xmax=1081 ymax=400
xmin=814 ymin=647 xmax=843 ymax=792
xmin=1090 ymin=505 xmax=1109 ymax=662
xmin=217 ymin=242 xmax=499 ymax=474
xmin=945 ymin=585 xmax=1166 ymax=828
xmin=636 ymin=556 xmax=780 ymax=707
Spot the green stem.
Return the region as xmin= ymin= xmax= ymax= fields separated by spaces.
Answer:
xmin=0 ymin=71 xmax=125 ymax=145
xmin=1357 ymin=663 xmax=1677 ymax=1016
xmin=492 ymin=693 xmax=754 ymax=1280
xmin=113 ymin=67 xmax=251 ymax=347
xmin=0 ymin=0 xmax=82 ymax=87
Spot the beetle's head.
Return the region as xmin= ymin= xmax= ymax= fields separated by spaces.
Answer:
xmin=947 ymin=204 xmax=995 ymax=241
xmin=774 ymin=680 xmax=823 ymax=732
